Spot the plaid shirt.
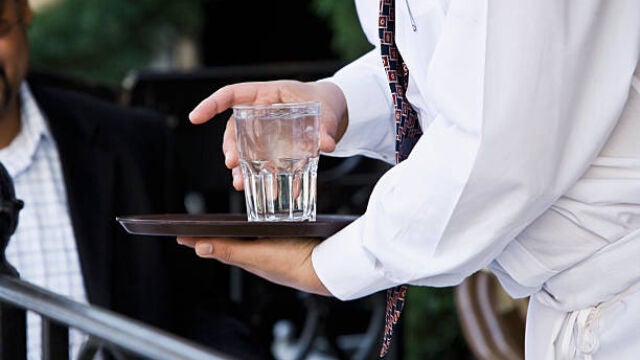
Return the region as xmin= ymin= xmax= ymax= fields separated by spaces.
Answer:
xmin=0 ymin=83 xmax=88 ymax=360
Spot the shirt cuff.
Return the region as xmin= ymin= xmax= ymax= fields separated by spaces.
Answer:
xmin=312 ymin=216 xmax=397 ymax=300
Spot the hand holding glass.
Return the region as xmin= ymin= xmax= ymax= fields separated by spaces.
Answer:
xmin=233 ymin=102 xmax=321 ymax=222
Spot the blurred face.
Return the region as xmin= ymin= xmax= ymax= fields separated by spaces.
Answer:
xmin=0 ymin=0 xmax=31 ymax=116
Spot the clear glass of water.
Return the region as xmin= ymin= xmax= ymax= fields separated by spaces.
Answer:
xmin=232 ymin=102 xmax=320 ymax=222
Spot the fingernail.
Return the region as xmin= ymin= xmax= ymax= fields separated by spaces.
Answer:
xmin=224 ymin=151 xmax=231 ymax=165
xmin=196 ymin=243 xmax=213 ymax=256
xmin=177 ymin=238 xmax=183 ymax=245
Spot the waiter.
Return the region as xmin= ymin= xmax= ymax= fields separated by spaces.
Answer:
xmin=180 ymin=1 xmax=640 ymax=358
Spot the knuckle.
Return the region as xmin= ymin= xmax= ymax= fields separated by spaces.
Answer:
xmin=221 ymin=245 xmax=234 ymax=265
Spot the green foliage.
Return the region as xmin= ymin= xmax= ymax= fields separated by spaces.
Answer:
xmin=311 ymin=0 xmax=372 ymax=61
xmin=404 ymin=286 xmax=471 ymax=359
xmin=28 ymin=0 xmax=205 ymax=85
xmin=28 ymin=0 xmax=370 ymax=85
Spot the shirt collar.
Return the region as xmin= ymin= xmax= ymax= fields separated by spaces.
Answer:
xmin=0 ymin=82 xmax=52 ymax=178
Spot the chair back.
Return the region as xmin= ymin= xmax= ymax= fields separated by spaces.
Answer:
xmin=454 ymin=271 xmax=527 ymax=360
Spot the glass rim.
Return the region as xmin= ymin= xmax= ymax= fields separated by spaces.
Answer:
xmin=232 ymin=101 xmax=320 ymax=111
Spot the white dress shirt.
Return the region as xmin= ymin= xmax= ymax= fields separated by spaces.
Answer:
xmin=312 ymin=0 xmax=640 ymax=358
xmin=0 ymin=83 xmax=88 ymax=360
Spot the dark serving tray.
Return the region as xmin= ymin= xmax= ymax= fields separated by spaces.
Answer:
xmin=116 ymin=213 xmax=358 ymax=238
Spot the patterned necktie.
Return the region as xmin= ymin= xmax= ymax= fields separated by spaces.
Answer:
xmin=378 ymin=0 xmax=423 ymax=357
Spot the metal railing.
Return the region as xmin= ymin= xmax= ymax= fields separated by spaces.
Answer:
xmin=0 ymin=161 xmax=231 ymax=360
xmin=0 ymin=273 xmax=233 ymax=360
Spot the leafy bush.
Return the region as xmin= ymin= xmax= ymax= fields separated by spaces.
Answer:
xmin=403 ymin=287 xmax=471 ymax=359
xmin=311 ymin=0 xmax=372 ymax=61
xmin=28 ymin=0 xmax=205 ymax=85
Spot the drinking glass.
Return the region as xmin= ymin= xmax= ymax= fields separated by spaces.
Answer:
xmin=233 ymin=102 xmax=320 ymax=222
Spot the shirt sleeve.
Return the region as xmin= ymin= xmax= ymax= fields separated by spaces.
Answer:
xmin=319 ymin=50 xmax=396 ymax=164
xmin=313 ymin=0 xmax=640 ymax=300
